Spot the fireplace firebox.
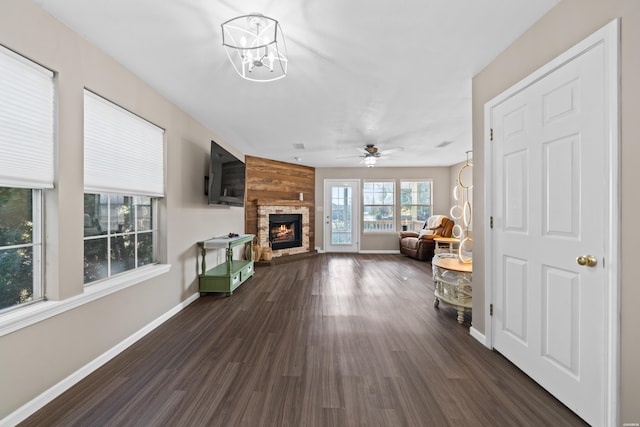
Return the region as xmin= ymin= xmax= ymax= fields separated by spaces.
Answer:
xmin=269 ymin=214 xmax=302 ymax=250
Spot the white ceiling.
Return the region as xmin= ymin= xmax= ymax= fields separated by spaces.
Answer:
xmin=35 ymin=0 xmax=558 ymax=168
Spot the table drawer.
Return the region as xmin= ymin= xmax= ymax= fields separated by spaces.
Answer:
xmin=241 ymin=263 xmax=253 ymax=281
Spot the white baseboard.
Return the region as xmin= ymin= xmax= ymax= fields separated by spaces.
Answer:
xmin=469 ymin=326 xmax=490 ymax=348
xmin=1 ymin=292 xmax=200 ymax=427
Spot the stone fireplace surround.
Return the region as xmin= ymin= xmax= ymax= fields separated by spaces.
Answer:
xmin=256 ymin=200 xmax=311 ymax=257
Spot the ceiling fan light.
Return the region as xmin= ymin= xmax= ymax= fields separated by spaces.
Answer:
xmin=364 ymin=157 xmax=376 ymax=167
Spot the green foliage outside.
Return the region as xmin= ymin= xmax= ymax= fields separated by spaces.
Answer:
xmin=0 ymin=187 xmax=34 ymax=311
xmin=401 ymin=181 xmax=432 ymax=228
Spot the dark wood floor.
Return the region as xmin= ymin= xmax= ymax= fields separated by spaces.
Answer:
xmin=21 ymin=254 xmax=587 ymax=426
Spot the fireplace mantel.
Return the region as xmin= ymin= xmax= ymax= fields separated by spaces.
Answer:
xmin=254 ymin=199 xmax=314 ymax=208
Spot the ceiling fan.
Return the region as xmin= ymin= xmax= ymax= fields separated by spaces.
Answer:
xmin=338 ymin=144 xmax=403 ymax=167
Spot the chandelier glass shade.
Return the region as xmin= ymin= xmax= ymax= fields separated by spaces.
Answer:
xmin=221 ymin=14 xmax=288 ymax=82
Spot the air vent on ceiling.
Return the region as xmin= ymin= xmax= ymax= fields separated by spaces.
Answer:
xmin=292 ymin=143 xmax=305 ymax=150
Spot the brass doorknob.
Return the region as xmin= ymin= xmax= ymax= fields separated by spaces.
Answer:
xmin=576 ymin=255 xmax=597 ymax=267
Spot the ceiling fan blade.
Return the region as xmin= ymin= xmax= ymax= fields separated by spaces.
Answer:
xmin=379 ymin=147 xmax=403 ymax=155
xmin=336 ymin=155 xmax=365 ymax=159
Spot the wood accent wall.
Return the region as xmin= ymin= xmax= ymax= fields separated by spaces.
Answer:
xmin=245 ymin=156 xmax=316 ymax=251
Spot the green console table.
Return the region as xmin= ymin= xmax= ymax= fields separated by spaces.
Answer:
xmin=197 ymin=234 xmax=254 ymax=296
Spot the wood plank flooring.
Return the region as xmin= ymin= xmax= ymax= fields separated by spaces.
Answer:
xmin=20 ymin=254 xmax=587 ymax=426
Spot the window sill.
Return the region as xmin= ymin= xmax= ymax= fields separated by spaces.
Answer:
xmin=0 ymin=264 xmax=171 ymax=337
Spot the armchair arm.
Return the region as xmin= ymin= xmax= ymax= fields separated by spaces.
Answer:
xmin=418 ymin=234 xmax=437 ymax=242
xmin=400 ymin=231 xmax=419 ymax=238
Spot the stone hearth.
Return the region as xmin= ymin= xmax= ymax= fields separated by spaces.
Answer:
xmin=257 ymin=202 xmax=310 ymax=257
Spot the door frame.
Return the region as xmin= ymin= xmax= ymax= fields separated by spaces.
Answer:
xmin=483 ymin=19 xmax=620 ymax=425
xmin=323 ymin=179 xmax=360 ymax=253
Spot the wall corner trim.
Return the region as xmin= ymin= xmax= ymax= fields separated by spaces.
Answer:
xmin=469 ymin=326 xmax=489 ymax=348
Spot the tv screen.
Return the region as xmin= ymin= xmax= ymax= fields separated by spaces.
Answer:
xmin=206 ymin=140 xmax=245 ymax=207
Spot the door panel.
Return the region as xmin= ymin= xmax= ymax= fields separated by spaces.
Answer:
xmin=543 ymin=134 xmax=580 ymax=236
xmin=504 ymin=150 xmax=528 ymax=232
xmin=490 ymin=40 xmax=609 ymax=426
xmin=541 ymin=266 xmax=580 ymax=376
xmin=503 ymin=256 xmax=528 ymax=343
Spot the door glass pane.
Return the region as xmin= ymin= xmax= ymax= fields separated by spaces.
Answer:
xmin=331 ymin=186 xmax=352 ymax=245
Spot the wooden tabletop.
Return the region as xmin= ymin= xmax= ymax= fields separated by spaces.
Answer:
xmin=199 ymin=234 xmax=254 ymax=249
xmin=432 ymin=256 xmax=472 ymax=273
xmin=433 ymin=237 xmax=460 ymax=243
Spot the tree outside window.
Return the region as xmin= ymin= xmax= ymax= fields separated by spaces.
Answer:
xmin=400 ymin=180 xmax=432 ymax=231
xmin=83 ymin=193 xmax=156 ymax=284
xmin=0 ymin=187 xmax=42 ymax=312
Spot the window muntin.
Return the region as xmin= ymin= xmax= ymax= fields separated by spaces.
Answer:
xmin=83 ymin=193 xmax=157 ymax=285
xmin=0 ymin=187 xmax=43 ymax=312
xmin=363 ymin=180 xmax=395 ymax=232
xmin=401 ymin=180 xmax=433 ymax=231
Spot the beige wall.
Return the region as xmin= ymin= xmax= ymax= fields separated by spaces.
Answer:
xmin=472 ymin=0 xmax=640 ymax=421
xmin=315 ymin=166 xmax=453 ymax=251
xmin=0 ymin=0 xmax=244 ymax=418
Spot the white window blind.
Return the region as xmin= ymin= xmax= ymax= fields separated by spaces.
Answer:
xmin=84 ymin=90 xmax=165 ymax=197
xmin=0 ymin=45 xmax=55 ymax=189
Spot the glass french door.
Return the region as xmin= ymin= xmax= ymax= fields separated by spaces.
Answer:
xmin=323 ymin=179 xmax=359 ymax=252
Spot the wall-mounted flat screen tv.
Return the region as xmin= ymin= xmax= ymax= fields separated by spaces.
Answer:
xmin=205 ymin=140 xmax=245 ymax=207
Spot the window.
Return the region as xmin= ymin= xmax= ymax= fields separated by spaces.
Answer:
xmin=363 ymin=180 xmax=395 ymax=232
xmin=83 ymin=194 xmax=156 ymax=284
xmin=0 ymin=45 xmax=54 ymax=312
xmin=0 ymin=188 xmax=43 ymax=311
xmin=83 ymin=90 xmax=164 ymax=285
xmin=401 ymin=180 xmax=432 ymax=231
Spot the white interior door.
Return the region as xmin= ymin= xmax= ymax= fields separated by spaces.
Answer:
xmin=324 ymin=179 xmax=359 ymax=253
xmin=488 ymin=22 xmax=618 ymax=427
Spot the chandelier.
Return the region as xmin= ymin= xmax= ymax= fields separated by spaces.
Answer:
xmin=221 ymin=14 xmax=288 ymax=82
xmin=450 ymin=151 xmax=473 ymax=263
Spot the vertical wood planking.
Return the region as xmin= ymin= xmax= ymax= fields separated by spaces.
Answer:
xmin=245 ymin=156 xmax=315 ymax=251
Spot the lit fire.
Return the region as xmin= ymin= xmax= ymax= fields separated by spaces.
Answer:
xmin=271 ymin=223 xmax=294 ymax=241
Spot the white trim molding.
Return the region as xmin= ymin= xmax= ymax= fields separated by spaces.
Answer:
xmin=469 ymin=326 xmax=488 ymax=348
